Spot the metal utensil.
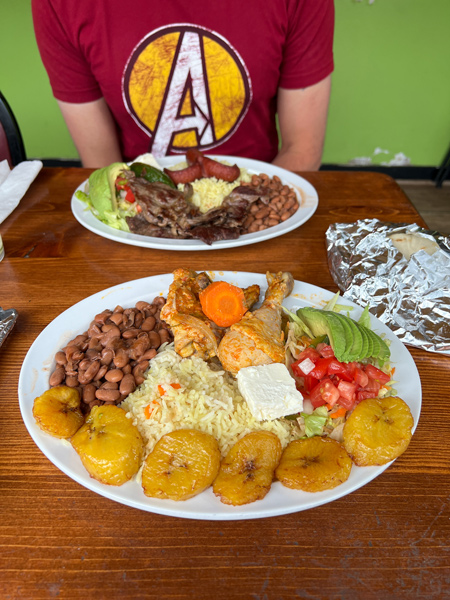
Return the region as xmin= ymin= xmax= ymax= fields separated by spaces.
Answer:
xmin=0 ymin=307 xmax=18 ymax=348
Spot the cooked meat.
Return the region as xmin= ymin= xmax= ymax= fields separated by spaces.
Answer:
xmin=125 ymin=173 xmax=271 ymax=245
xmin=218 ymin=271 xmax=295 ymax=375
xmin=160 ymin=268 xmax=261 ymax=360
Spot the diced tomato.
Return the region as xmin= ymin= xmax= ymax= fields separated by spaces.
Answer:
xmin=364 ymin=364 xmax=391 ymax=384
xmin=125 ymin=188 xmax=135 ymax=203
xmin=364 ymin=377 xmax=381 ymax=396
xmin=297 ymin=347 xmax=321 ymax=363
xmin=309 ymin=357 xmax=334 ymax=380
xmin=356 ymin=390 xmax=378 ymax=403
xmin=353 ymin=366 xmax=369 ymax=388
xmin=337 ymin=380 xmax=357 ymax=401
xmin=310 ymin=384 xmax=327 ymax=407
xmin=115 ymin=177 xmax=129 ymax=190
xmin=301 ymin=374 xmax=319 ymax=394
xmin=327 ymin=359 xmax=354 ymax=382
xmin=291 ymin=347 xmax=320 ymax=377
xmin=317 ymin=343 xmax=334 ymax=358
xmin=336 ymin=395 xmax=355 ymax=410
xmin=310 ymin=378 xmax=340 ymax=408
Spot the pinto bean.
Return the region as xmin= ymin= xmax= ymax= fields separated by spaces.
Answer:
xmin=113 ymin=348 xmax=129 ymax=369
xmin=159 ymin=329 xmax=171 ymax=344
xmin=108 ymin=312 xmax=123 ymax=326
xmin=87 ymin=323 xmax=102 ymax=338
xmin=137 ymin=360 xmax=149 ymax=373
xmin=247 ymin=222 xmax=260 ymax=233
xmin=65 ymin=375 xmax=79 ymax=388
xmin=93 ymin=364 xmax=108 ymax=381
xmin=254 ymin=206 xmax=270 ymax=219
xmin=49 ymin=367 xmax=65 ymax=387
xmin=105 ymin=369 xmax=124 ymax=383
xmin=141 ymin=316 xmax=156 ymax=331
xmin=100 ymin=325 xmax=121 ymax=347
xmin=55 ymin=351 xmax=67 ymax=366
xmin=148 ymin=331 xmax=161 ymax=349
xmin=100 ymin=348 xmax=114 ymax=366
xmin=141 ymin=348 xmax=157 ymax=361
xmin=135 ymin=301 xmax=151 ymax=311
xmin=95 ymin=310 xmax=112 ymax=325
xmin=82 ymin=384 xmax=96 ymax=404
xmin=95 ymin=389 xmax=121 ymax=402
xmin=122 ymin=328 xmax=140 ymax=339
xmin=100 ymin=381 xmax=119 ymax=390
xmin=119 ymin=374 xmax=136 ymax=396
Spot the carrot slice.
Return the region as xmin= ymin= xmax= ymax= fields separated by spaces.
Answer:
xmin=199 ymin=281 xmax=247 ymax=327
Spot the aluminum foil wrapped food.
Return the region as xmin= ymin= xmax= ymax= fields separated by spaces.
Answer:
xmin=326 ymin=219 xmax=450 ymax=355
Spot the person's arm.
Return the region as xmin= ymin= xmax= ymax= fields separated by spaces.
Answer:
xmin=57 ymin=98 xmax=123 ymax=168
xmin=272 ymin=75 xmax=332 ymax=172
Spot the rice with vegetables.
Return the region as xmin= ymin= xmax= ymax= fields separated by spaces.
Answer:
xmin=121 ymin=345 xmax=301 ymax=457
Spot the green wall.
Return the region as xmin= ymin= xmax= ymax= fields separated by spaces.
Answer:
xmin=2 ymin=0 xmax=450 ymax=166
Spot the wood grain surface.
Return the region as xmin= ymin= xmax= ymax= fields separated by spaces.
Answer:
xmin=1 ymin=168 xmax=449 ymax=600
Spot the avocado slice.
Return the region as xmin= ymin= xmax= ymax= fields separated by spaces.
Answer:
xmin=296 ymin=308 xmax=347 ymax=362
xmin=358 ymin=324 xmax=372 ymax=360
xmin=333 ymin=312 xmax=364 ymax=362
xmin=88 ymin=162 xmax=128 ymax=215
xmin=360 ymin=325 xmax=390 ymax=362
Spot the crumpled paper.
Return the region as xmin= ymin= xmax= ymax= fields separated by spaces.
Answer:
xmin=0 ymin=159 xmax=43 ymax=224
xmin=326 ymin=219 xmax=450 ymax=356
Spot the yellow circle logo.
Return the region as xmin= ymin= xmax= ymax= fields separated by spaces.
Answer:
xmin=123 ymin=24 xmax=252 ymax=156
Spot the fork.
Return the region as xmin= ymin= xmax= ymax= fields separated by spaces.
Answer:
xmin=0 ymin=306 xmax=18 ymax=348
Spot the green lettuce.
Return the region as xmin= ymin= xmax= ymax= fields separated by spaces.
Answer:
xmin=301 ymin=406 xmax=328 ymax=437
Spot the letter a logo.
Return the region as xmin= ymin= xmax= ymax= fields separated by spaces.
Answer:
xmin=123 ymin=24 xmax=252 ymax=157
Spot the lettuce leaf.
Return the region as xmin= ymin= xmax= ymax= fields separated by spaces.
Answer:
xmin=301 ymin=406 xmax=328 ymax=437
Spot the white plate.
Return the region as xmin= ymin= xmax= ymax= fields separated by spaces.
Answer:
xmin=18 ymin=272 xmax=421 ymax=520
xmin=71 ymin=156 xmax=318 ymax=251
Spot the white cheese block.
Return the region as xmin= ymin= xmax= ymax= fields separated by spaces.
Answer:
xmin=236 ymin=363 xmax=303 ymax=422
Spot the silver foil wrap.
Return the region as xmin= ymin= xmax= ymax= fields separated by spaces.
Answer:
xmin=326 ymin=219 xmax=450 ymax=355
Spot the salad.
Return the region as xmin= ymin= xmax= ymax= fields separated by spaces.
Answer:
xmin=284 ymin=295 xmax=396 ymax=440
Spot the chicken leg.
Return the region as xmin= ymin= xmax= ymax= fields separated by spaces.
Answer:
xmin=217 ymin=271 xmax=294 ymax=374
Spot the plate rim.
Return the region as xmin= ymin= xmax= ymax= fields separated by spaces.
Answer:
xmin=70 ymin=156 xmax=319 ymax=251
xmin=18 ymin=272 xmax=422 ymax=520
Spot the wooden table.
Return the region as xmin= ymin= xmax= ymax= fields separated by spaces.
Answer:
xmin=1 ymin=168 xmax=449 ymax=599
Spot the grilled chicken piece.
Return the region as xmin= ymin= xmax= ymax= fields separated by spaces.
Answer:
xmin=217 ymin=271 xmax=294 ymax=375
xmin=161 ymin=269 xmax=260 ymax=360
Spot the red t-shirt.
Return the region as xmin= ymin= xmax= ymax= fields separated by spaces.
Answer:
xmin=32 ymin=0 xmax=334 ymax=162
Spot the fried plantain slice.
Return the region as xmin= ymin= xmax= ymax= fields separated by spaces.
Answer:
xmin=343 ymin=396 xmax=414 ymax=466
xmin=71 ymin=405 xmax=144 ymax=486
xmin=276 ymin=436 xmax=352 ymax=492
xmin=33 ymin=385 xmax=84 ymax=438
xmin=213 ymin=431 xmax=282 ymax=506
xmin=142 ymin=429 xmax=221 ymax=501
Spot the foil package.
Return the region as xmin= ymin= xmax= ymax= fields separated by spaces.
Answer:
xmin=326 ymin=219 xmax=450 ymax=356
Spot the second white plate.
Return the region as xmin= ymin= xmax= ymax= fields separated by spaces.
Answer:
xmin=71 ymin=156 xmax=318 ymax=251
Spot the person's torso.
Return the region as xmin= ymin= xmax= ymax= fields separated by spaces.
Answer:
xmin=58 ymin=1 xmax=298 ymax=160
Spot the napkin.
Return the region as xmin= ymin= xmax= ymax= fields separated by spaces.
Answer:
xmin=0 ymin=159 xmax=43 ymax=224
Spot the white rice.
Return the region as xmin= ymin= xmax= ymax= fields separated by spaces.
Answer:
xmin=169 ymin=161 xmax=252 ymax=213
xmin=121 ymin=345 xmax=301 ymax=458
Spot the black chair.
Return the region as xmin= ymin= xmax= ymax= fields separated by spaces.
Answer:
xmin=435 ymin=143 xmax=450 ymax=188
xmin=0 ymin=91 xmax=26 ymax=167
